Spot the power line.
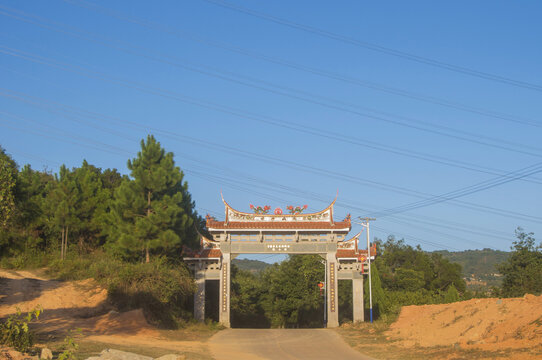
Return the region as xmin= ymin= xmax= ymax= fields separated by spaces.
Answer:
xmin=0 ymin=116 xmax=516 ymax=250
xmin=3 ymin=46 xmax=542 ymax=184
xmin=201 ymin=0 xmax=542 ymax=92
xmin=372 ymin=162 xmax=542 ymax=217
xmin=1 ymin=7 xmax=540 ymax=158
xmin=1 ymin=83 xmax=541 ymax=225
xmin=60 ymin=0 xmax=542 ymax=128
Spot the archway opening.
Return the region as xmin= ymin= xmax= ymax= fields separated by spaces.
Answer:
xmin=230 ymin=254 xmax=327 ymax=328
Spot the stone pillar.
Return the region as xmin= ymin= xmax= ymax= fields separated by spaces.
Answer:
xmin=219 ymin=253 xmax=231 ymax=327
xmin=194 ymin=269 xmax=205 ymax=323
xmin=352 ymin=277 xmax=364 ymax=323
xmin=326 ymin=252 xmax=339 ymax=328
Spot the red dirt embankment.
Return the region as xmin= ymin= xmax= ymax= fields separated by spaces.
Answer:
xmin=386 ymin=294 xmax=542 ymax=351
xmin=0 ymin=269 xmax=153 ymax=336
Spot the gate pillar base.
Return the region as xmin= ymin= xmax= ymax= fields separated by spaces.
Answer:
xmin=353 ymin=277 xmax=364 ymax=323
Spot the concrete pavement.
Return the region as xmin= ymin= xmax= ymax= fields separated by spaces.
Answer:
xmin=209 ymin=329 xmax=375 ymax=360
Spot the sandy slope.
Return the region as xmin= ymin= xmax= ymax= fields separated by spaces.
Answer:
xmin=386 ymin=294 xmax=542 ymax=352
xmin=0 ymin=269 xmax=207 ymax=356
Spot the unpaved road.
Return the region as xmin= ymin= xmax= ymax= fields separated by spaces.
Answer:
xmin=209 ymin=329 xmax=374 ymax=360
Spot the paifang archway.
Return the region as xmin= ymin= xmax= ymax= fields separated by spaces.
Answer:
xmin=183 ymin=196 xmax=376 ymax=328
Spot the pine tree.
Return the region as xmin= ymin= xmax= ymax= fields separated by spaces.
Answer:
xmin=364 ymin=263 xmax=388 ymax=319
xmin=71 ymin=161 xmax=110 ymax=253
xmin=44 ymin=165 xmax=79 ymax=260
xmin=107 ymin=135 xmax=198 ymax=262
xmin=0 ymin=147 xmax=17 ymax=228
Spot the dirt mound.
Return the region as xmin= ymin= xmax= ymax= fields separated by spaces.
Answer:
xmin=387 ymin=294 xmax=542 ymax=351
xmin=86 ymin=309 xmax=155 ymax=335
xmin=0 ymin=270 xmax=107 ymax=318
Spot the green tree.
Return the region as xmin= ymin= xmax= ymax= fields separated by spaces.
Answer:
xmin=106 ymin=135 xmax=199 ymax=262
xmin=0 ymin=147 xmax=17 ymax=228
xmin=444 ymin=284 xmax=459 ymax=303
xmin=70 ymin=161 xmax=110 ymax=253
xmin=261 ymin=255 xmax=324 ymax=328
xmin=44 ymin=165 xmax=79 ymax=260
xmin=364 ymin=263 xmax=388 ymax=319
xmin=230 ymin=265 xmax=269 ymax=328
xmin=498 ymin=228 xmax=542 ymax=297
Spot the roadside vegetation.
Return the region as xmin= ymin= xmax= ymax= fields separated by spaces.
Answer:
xmin=0 ymin=136 xmax=203 ymax=328
xmin=1 ymin=134 xmax=540 ymax=338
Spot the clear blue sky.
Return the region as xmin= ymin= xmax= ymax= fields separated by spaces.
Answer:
xmin=1 ymin=0 xmax=541 ymax=261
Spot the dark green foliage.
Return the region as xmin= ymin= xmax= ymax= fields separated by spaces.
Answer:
xmin=444 ymin=284 xmax=460 ymax=303
xmin=47 ymin=253 xmax=195 ymax=328
xmin=105 ymin=135 xmax=200 ymax=262
xmin=338 ymin=280 xmax=352 ymax=324
xmin=245 ymin=255 xmax=325 ymax=328
xmin=0 ymin=307 xmax=41 ymax=352
xmin=0 ymin=147 xmax=17 ymax=228
xmin=376 ymin=236 xmax=466 ymax=293
xmin=230 ymin=266 xmax=269 ymax=328
xmin=364 ymin=264 xmax=389 ymax=318
xmin=498 ymin=228 xmax=542 ymax=297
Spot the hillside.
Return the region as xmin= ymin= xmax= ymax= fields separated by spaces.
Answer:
xmin=435 ymin=249 xmax=510 ymax=290
xmin=232 ymin=258 xmax=272 ymax=273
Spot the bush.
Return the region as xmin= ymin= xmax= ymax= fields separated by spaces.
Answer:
xmin=0 ymin=307 xmax=41 ymax=352
xmin=45 ymin=253 xmax=195 ymax=328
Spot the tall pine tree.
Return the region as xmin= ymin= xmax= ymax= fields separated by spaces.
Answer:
xmin=107 ymin=135 xmax=199 ymax=262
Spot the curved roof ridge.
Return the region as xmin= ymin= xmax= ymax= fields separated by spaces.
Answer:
xmin=221 ymin=194 xmax=337 ymax=217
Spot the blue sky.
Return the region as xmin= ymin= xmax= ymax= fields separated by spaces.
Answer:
xmin=1 ymin=0 xmax=541 ymax=262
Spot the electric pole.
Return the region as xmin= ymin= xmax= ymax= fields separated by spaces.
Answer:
xmin=358 ymin=217 xmax=376 ymax=323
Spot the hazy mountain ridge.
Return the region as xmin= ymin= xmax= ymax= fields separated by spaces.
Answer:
xmin=232 ymin=258 xmax=272 ymax=273
xmin=434 ymin=249 xmax=510 ymax=290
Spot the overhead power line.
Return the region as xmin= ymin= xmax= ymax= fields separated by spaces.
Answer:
xmin=1 ymin=85 xmax=541 ymax=225
xmin=0 ymin=87 xmax=515 ymax=243
xmin=59 ymin=0 xmax=542 ymax=128
xmin=1 ymin=8 xmax=540 ymax=157
xmin=202 ymin=0 xmax=542 ymax=92
xmin=0 ymin=118 xmax=483 ymax=251
xmin=372 ymin=162 xmax=542 ymax=217
xmin=0 ymin=107 xmax=524 ymax=250
xmin=3 ymin=45 xmax=542 ymax=186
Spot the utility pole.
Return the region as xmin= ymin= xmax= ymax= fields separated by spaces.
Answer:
xmin=357 ymin=217 xmax=376 ymax=323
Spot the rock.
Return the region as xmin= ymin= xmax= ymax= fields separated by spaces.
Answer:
xmin=496 ymin=299 xmax=503 ymax=304
xmin=40 ymin=348 xmax=53 ymax=360
xmin=0 ymin=349 xmax=38 ymax=360
xmin=88 ymin=349 xmax=153 ymax=360
xmin=155 ymin=355 xmax=186 ymax=360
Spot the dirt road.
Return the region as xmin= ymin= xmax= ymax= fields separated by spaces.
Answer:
xmin=209 ymin=329 xmax=374 ymax=360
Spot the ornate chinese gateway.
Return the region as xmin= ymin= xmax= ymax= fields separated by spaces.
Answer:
xmin=183 ymin=195 xmax=376 ymax=328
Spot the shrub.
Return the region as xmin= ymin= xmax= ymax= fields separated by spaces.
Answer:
xmin=0 ymin=307 xmax=41 ymax=352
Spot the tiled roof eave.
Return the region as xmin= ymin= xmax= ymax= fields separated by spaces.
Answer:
xmin=207 ymin=220 xmax=351 ymax=231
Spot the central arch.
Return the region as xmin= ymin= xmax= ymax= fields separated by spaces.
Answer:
xmin=183 ymin=196 xmax=375 ymax=328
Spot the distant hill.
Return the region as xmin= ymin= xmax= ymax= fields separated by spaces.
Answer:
xmin=232 ymin=258 xmax=272 ymax=273
xmin=435 ymin=249 xmax=510 ymax=291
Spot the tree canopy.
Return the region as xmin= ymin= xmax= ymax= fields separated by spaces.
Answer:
xmin=106 ymin=135 xmax=200 ymax=262
xmin=498 ymin=228 xmax=542 ymax=297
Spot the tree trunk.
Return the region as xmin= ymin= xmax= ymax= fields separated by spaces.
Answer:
xmin=145 ymin=190 xmax=151 ymax=263
xmin=65 ymin=226 xmax=69 ymax=260
xmin=61 ymin=227 xmax=65 ymax=260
